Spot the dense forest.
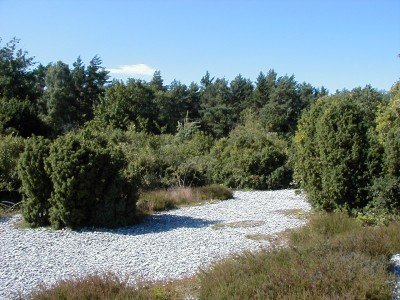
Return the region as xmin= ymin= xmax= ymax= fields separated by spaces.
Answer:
xmin=1 ymin=38 xmax=399 ymax=229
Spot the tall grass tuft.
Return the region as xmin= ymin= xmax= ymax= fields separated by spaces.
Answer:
xmin=137 ymin=184 xmax=232 ymax=214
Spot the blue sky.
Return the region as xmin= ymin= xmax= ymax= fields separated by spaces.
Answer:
xmin=0 ymin=0 xmax=399 ymax=92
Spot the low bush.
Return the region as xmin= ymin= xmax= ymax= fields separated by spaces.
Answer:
xmin=29 ymin=273 xmax=184 ymax=300
xmin=161 ymin=131 xmax=213 ymax=188
xmin=195 ymin=184 xmax=233 ymax=201
xmin=120 ymin=121 xmax=213 ymax=191
xmin=46 ymin=131 xmax=137 ymax=229
xmin=199 ymin=213 xmax=400 ymax=299
xmin=18 ymin=136 xmax=52 ymax=227
xmin=118 ymin=129 xmax=169 ymax=191
xmin=137 ymin=189 xmax=178 ymax=213
xmin=207 ymin=113 xmax=291 ymax=190
xmin=137 ymin=185 xmax=232 ymax=214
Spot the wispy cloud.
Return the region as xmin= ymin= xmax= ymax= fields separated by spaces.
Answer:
xmin=107 ymin=64 xmax=156 ymax=76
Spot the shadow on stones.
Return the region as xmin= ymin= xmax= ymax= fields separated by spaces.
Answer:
xmin=78 ymin=214 xmax=221 ymax=236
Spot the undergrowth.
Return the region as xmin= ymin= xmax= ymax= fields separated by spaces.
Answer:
xmin=199 ymin=213 xmax=400 ymax=299
xmin=29 ymin=273 xmax=198 ymax=300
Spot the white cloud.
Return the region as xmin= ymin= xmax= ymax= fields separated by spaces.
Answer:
xmin=107 ymin=64 xmax=156 ymax=76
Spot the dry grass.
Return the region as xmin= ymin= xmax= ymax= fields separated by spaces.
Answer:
xmin=245 ymin=229 xmax=292 ymax=246
xmin=0 ymin=200 xmax=20 ymax=219
xmin=137 ymin=185 xmax=232 ymax=214
xmin=199 ymin=213 xmax=400 ymax=299
xmin=275 ymin=208 xmax=309 ymax=219
xmin=212 ymin=220 xmax=266 ymax=230
xmin=30 ymin=273 xmax=200 ymax=300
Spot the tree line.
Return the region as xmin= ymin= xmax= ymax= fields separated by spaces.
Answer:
xmin=0 ymin=38 xmax=327 ymax=139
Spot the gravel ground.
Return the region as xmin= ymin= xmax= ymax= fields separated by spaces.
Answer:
xmin=391 ymin=254 xmax=400 ymax=299
xmin=0 ymin=190 xmax=310 ymax=299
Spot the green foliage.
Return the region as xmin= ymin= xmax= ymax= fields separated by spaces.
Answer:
xmin=119 ymin=129 xmax=167 ymax=190
xmin=356 ymin=206 xmax=400 ymax=226
xmin=137 ymin=190 xmax=178 ymax=213
xmin=230 ymin=74 xmax=254 ymax=113
xmin=46 ymin=131 xmax=137 ymax=229
xmin=161 ymin=129 xmax=213 ymax=187
xmin=195 ymin=184 xmax=233 ymax=201
xmin=293 ymin=89 xmax=383 ymax=211
xmin=41 ymin=61 xmax=78 ymax=134
xmin=0 ymin=38 xmax=37 ymax=100
xmin=0 ymin=97 xmax=47 ymax=137
xmin=121 ymin=121 xmax=213 ymax=190
xmin=149 ymin=70 xmax=165 ymax=91
xmin=207 ymin=113 xmax=291 ymax=189
xmin=251 ymin=70 xmax=277 ymax=110
xmin=260 ymin=74 xmax=301 ymax=133
xmin=370 ymin=87 xmax=400 ymax=212
xmin=19 ymin=136 xmax=52 ymax=227
xmin=72 ymin=56 xmax=109 ymax=124
xmin=254 ymin=71 xmax=327 ymax=135
xmin=39 ymin=57 xmax=109 ymax=136
xmin=155 ymin=80 xmax=200 ymax=133
xmin=175 ymin=115 xmax=201 ymax=142
xmin=95 ymin=79 xmax=159 ymax=133
xmin=200 ymin=78 xmax=236 ymax=137
xmin=198 ymin=70 xmax=324 ymax=138
xmin=0 ymin=134 xmax=25 ymax=192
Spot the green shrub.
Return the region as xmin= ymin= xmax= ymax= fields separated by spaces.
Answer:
xmin=293 ymin=92 xmax=381 ymax=211
xmin=137 ymin=189 xmax=178 ymax=213
xmin=370 ymin=90 xmax=400 ymax=212
xmin=0 ymin=134 xmax=25 ymax=193
xmin=121 ymin=123 xmax=213 ymax=191
xmin=161 ymin=131 xmax=213 ymax=187
xmin=195 ymin=184 xmax=233 ymax=201
xmin=207 ymin=115 xmax=291 ymax=190
xmin=94 ymin=79 xmax=160 ymax=133
xmin=19 ymin=136 xmax=52 ymax=227
xmin=0 ymin=97 xmax=47 ymax=137
xmin=120 ymin=129 xmax=168 ymax=190
xmin=46 ymin=131 xmax=137 ymax=229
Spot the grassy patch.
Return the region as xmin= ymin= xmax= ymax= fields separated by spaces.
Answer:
xmin=245 ymin=230 xmax=292 ymax=246
xmin=212 ymin=220 xmax=266 ymax=230
xmin=30 ymin=273 xmax=199 ymax=300
xmin=245 ymin=233 xmax=275 ymax=241
xmin=274 ymin=208 xmax=309 ymax=219
xmin=137 ymin=185 xmax=232 ymax=214
xmin=199 ymin=213 xmax=400 ymax=299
